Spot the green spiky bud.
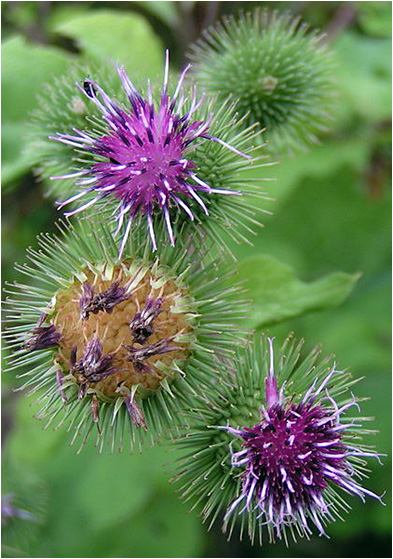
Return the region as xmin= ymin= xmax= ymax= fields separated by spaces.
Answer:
xmin=26 ymin=56 xmax=272 ymax=255
xmin=5 ymin=218 xmax=247 ymax=453
xmin=173 ymin=335 xmax=383 ymax=545
xmin=188 ymin=8 xmax=336 ymax=154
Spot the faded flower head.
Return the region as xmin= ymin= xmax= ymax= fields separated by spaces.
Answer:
xmin=5 ymin=218 xmax=246 ymax=453
xmin=174 ymin=335 xmax=383 ymax=544
xmin=48 ymin=52 xmax=266 ymax=255
xmin=189 ymin=8 xmax=335 ymax=154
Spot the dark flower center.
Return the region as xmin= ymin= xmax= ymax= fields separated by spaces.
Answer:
xmin=241 ymin=402 xmax=345 ymax=506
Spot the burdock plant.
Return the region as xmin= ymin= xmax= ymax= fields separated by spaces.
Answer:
xmin=174 ymin=335 xmax=383 ymax=544
xmin=29 ymin=52 xmax=271 ymax=256
xmin=5 ymin=217 xmax=247 ymax=453
xmin=189 ymin=9 xmax=335 ymax=153
xmin=4 ymin=5 xmax=385 ymax=551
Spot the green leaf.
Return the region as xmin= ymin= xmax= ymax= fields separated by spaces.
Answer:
xmin=237 ymin=255 xmax=360 ymax=328
xmin=103 ymin=489 xmax=203 ymax=558
xmin=2 ymin=35 xmax=73 ymax=123
xmin=1 ymin=122 xmax=32 ymax=185
xmin=76 ymin=445 xmax=171 ymax=533
xmin=249 ymin=135 xmax=371 ymax=213
xmin=54 ymin=10 xmax=164 ymax=79
xmin=334 ymin=31 xmax=392 ymax=121
xmin=132 ymin=1 xmax=179 ymax=27
xmin=358 ymin=1 xmax=392 ymax=38
xmin=6 ymin=393 xmax=201 ymax=558
xmin=6 ymin=395 xmax=69 ymax=467
xmin=2 ymin=35 xmax=73 ymax=187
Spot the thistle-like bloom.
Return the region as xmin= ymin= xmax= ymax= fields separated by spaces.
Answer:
xmin=49 ymin=52 xmax=263 ymax=255
xmin=224 ymin=338 xmax=383 ymax=540
xmin=189 ymin=8 xmax=335 ymax=153
xmin=174 ymin=335 xmax=383 ymax=544
xmin=5 ymin=218 xmax=246 ymax=453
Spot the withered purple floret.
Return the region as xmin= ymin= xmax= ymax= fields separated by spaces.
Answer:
xmin=129 ymin=297 xmax=164 ymax=344
xmin=70 ymin=336 xmax=118 ymax=383
xmin=22 ymin=314 xmax=61 ymax=352
xmin=79 ymin=280 xmax=130 ymax=320
xmin=123 ymin=337 xmax=180 ymax=375
xmin=56 ymin=370 xmax=67 ymax=405
xmin=123 ymin=393 xmax=147 ymax=430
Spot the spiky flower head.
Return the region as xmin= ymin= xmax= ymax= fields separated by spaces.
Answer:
xmin=174 ymin=335 xmax=383 ymax=545
xmin=189 ymin=8 xmax=335 ymax=154
xmin=5 ymin=218 xmax=247 ymax=453
xmin=37 ymin=52 xmax=269 ymax=255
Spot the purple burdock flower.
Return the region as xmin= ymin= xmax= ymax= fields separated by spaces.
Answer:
xmin=223 ymin=338 xmax=383 ymax=540
xmin=50 ymin=51 xmax=248 ymax=255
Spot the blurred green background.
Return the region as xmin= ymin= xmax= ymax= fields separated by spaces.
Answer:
xmin=2 ymin=1 xmax=391 ymax=557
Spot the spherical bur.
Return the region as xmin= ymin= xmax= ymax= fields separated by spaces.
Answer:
xmin=29 ymin=54 xmax=270 ymax=256
xmin=189 ymin=8 xmax=336 ymax=155
xmin=5 ymin=218 xmax=248 ymax=453
xmin=173 ymin=335 xmax=383 ymax=545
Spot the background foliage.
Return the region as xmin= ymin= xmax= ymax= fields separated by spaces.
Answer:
xmin=2 ymin=1 xmax=391 ymax=557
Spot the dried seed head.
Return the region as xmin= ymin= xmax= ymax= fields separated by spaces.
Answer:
xmin=5 ymin=219 xmax=247 ymax=452
xmin=53 ymin=266 xmax=191 ymax=400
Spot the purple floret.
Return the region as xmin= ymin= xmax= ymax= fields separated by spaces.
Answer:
xmin=123 ymin=336 xmax=180 ymax=376
xmin=79 ymin=280 xmax=130 ymax=320
xmin=129 ymin=296 xmax=163 ymax=344
xmin=22 ymin=314 xmax=61 ymax=352
xmin=70 ymin=336 xmax=117 ymax=384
